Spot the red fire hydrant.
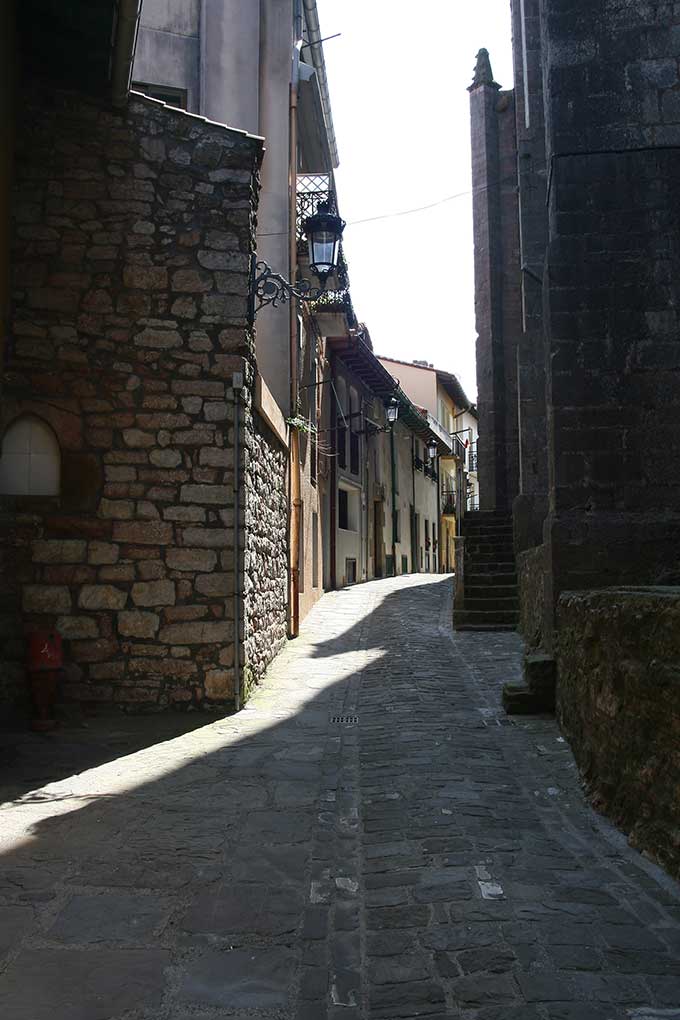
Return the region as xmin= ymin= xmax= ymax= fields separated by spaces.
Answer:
xmin=27 ymin=631 xmax=63 ymax=732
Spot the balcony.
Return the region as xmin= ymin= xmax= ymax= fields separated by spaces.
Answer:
xmin=442 ymin=490 xmax=456 ymax=517
xmin=468 ymin=443 xmax=478 ymax=472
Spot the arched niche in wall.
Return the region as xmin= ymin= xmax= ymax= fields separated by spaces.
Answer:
xmin=0 ymin=415 xmax=61 ymax=496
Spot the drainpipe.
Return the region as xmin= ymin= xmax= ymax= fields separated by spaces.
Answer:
xmin=110 ymin=0 xmax=144 ymax=108
xmin=329 ymin=353 xmax=337 ymax=589
xmin=411 ymin=434 xmax=416 ymax=573
xmin=232 ymin=371 xmax=244 ymax=712
xmin=436 ymin=453 xmax=441 ymax=573
xmin=288 ymin=77 xmax=301 ymax=637
xmin=390 ymin=422 xmax=397 ymax=575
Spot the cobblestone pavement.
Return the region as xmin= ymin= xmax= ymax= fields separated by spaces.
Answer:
xmin=1 ymin=574 xmax=679 ymax=1020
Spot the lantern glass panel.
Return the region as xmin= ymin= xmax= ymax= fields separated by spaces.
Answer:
xmin=308 ymin=230 xmax=338 ymax=276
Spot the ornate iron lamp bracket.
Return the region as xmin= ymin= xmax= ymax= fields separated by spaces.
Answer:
xmin=252 ymin=260 xmax=328 ymax=315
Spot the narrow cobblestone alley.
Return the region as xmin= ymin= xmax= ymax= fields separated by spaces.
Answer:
xmin=1 ymin=574 xmax=679 ymax=1020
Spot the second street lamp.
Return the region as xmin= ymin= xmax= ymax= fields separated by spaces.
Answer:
xmin=386 ymin=397 xmax=399 ymax=425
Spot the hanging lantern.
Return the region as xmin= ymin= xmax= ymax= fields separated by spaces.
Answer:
xmin=385 ymin=397 xmax=399 ymax=424
xmin=303 ymin=201 xmax=346 ymax=280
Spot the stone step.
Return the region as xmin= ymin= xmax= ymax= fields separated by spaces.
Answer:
xmin=466 ymin=596 xmax=519 ymax=611
xmin=467 ymin=571 xmax=517 ymax=585
xmin=463 ymin=527 xmax=514 ymax=539
xmin=454 ymin=622 xmax=518 ymax=632
xmin=502 ymin=681 xmax=554 ymax=714
xmin=466 ymin=585 xmax=518 ymax=600
xmin=465 ymin=554 xmax=516 ymax=566
xmin=465 ymin=544 xmax=515 ymax=557
xmin=453 ymin=608 xmax=518 ymax=627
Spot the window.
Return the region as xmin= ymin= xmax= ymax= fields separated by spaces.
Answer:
xmin=0 ymin=416 xmax=60 ymax=496
xmin=339 ymin=486 xmax=359 ymax=531
xmin=132 ymin=82 xmax=188 ymax=109
xmin=394 ymin=508 xmax=400 ymax=543
xmin=339 ymin=488 xmax=348 ymax=530
xmin=345 ymin=558 xmax=357 ymax=585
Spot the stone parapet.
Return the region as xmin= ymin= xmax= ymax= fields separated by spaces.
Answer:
xmin=556 ymin=586 xmax=680 ymax=879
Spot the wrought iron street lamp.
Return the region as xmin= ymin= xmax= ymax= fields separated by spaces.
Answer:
xmin=251 ymin=200 xmax=346 ymax=317
xmin=385 ymin=397 xmax=399 ymax=425
xmin=426 ymin=438 xmax=438 ymax=462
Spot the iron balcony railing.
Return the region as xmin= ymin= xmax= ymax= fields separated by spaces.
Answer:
xmin=414 ymin=455 xmax=424 ymax=472
xmin=442 ymin=490 xmax=456 ymax=516
xmin=296 ymin=172 xmax=351 ymax=312
xmin=466 ymin=493 xmax=480 ymax=511
xmin=468 ymin=443 xmax=478 ymax=472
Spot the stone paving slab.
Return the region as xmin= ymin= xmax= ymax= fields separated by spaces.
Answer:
xmin=0 ymin=574 xmax=679 ymax=1019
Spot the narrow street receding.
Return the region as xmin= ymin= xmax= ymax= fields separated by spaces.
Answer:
xmin=1 ymin=574 xmax=679 ymax=1018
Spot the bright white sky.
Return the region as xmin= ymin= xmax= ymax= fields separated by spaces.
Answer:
xmin=316 ymin=0 xmax=515 ymax=401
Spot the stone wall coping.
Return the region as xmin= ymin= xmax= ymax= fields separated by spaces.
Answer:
xmin=128 ymin=91 xmax=265 ymax=155
xmin=560 ymin=586 xmax=680 ymax=603
xmin=255 ymin=374 xmax=289 ymax=449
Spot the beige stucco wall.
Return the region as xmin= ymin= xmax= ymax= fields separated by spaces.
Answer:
xmin=378 ymin=359 xmax=438 ymax=417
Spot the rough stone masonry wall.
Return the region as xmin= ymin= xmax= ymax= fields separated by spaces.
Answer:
xmin=0 ymin=83 xmax=275 ymax=711
xmin=242 ymin=409 xmax=288 ymax=694
xmin=556 ymin=587 xmax=680 ymax=880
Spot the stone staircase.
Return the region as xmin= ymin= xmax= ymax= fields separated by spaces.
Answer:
xmin=453 ymin=511 xmax=518 ymax=630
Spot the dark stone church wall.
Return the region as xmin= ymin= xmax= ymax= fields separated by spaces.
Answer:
xmin=511 ymin=0 xmax=549 ymax=554
xmin=497 ymin=94 xmax=521 ymax=511
xmin=469 ymin=79 xmax=521 ymax=512
xmin=542 ymin=0 xmax=680 ymax=598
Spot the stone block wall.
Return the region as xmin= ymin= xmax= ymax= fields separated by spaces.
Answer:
xmin=243 ymin=407 xmax=288 ymax=692
xmin=557 ymin=587 xmax=680 ymax=880
xmin=0 ymin=83 xmax=289 ymax=711
xmin=516 ymin=543 xmax=547 ymax=651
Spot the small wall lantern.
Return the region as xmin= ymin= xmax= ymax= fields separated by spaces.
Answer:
xmin=385 ymin=397 xmax=399 ymax=425
xmin=426 ymin=438 xmax=438 ymax=461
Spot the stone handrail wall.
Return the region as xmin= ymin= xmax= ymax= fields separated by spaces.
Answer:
xmin=556 ymin=587 xmax=680 ymax=879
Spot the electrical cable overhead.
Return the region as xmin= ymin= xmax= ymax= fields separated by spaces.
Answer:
xmin=256 ymin=184 xmax=478 ymax=237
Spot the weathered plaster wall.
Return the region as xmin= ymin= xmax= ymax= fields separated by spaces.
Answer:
xmin=134 ymin=0 xmax=201 ymax=112
xmin=557 ymin=587 xmax=680 ymax=880
xmin=0 ymin=84 xmax=272 ymax=711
